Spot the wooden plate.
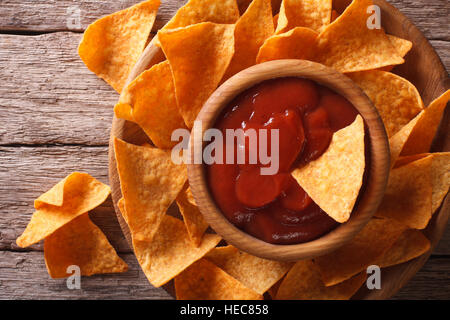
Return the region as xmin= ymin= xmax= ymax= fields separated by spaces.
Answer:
xmin=108 ymin=0 xmax=449 ymax=299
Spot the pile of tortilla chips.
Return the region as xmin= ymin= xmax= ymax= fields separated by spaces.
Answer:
xmin=17 ymin=173 xmax=128 ymax=278
xmin=67 ymin=0 xmax=450 ymax=299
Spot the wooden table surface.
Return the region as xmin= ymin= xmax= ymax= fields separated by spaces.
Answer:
xmin=0 ymin=0 xmax=448 ymax=300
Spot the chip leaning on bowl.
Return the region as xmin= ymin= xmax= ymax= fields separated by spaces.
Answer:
xmin=69 ymin=0 xmax=450 ymax=299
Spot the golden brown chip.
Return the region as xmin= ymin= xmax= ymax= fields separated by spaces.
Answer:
xmin=375 ymin=156 xmax=433 ymax=229
xmin=17 ymin=172 xmax=110 ymax=248
xmin=379 ymin=35 xmax=413 ymax=71
xmin=163 ymin=0 xmax=239 ymax=30
xmin=430 ymin=152 xmax=450 ymax=212
xmin=315 ymin=218 xmax=406 ymax=286
xmin=222 ymin=0 xmax=274 ymax=81
xmin=158 ymin=22 xmax=235 ymax=128
xmin=376 ymin=229 xmax=430 ymax=268
xmin=400 ymin=90 xmax=449 ymax=156
xmin=205 ymin=245 xmax=293 ymax=295
xmin=348 ymin=70 xmax=423 ymax=137
xmin=44 ymin=214 xmax=127 ymax=278
xmin=133 ymin=215 xmax=221 ymax=287
xmin=316 ymin=0 xmax=403 ymax=73
xmin=395 ymin=152 xmax=450 ymax=213
xmin=276 ymin=0 xmax=332 ymax=33
xmin=257 ymin=27 xmax=318 ymax=63
xmin=292 ymin=116 xmax=365 ymax=223
xmin=175 ymin=258 xmax=263 ymax=300
xmin=78 ymin=0 xmax=160 ymax=92
xmin=176 ymin=184 xmax=209 ymax=246
xmin=114 ymin=138 xmax=187 ymax=241
xmin=276 ymin=260 xmax=366 ymax=300
xmin=115 ymin=61 xmax=187 ymax=149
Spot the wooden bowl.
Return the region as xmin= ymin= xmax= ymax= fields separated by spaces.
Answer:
xmin=187 ymin=59 xmax=389 ymax=261
xmin=108 ymin=0 xmax=449 ymax=298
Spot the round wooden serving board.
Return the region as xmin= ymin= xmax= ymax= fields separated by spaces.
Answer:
xmin=108 ymin=0 xmax=449 ymax=299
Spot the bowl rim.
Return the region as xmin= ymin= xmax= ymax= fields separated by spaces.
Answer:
xmin=187 ymin=59 xmax=391 ymax=261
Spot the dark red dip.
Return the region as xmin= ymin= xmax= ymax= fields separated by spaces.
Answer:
xmin=206 ymin=77 xmax=359 ymax=244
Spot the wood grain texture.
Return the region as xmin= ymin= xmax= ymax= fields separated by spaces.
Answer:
xmin=0 ymin=33 xmax=116 ymax=146
xmin=0 ymin=251 xmax=171 ymax=300
xmin=0 ymin=0 xmax=448 ymax=300
xmin=0 ymin=0 xmax=186 ymax=33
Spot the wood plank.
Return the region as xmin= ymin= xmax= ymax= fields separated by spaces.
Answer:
xmin=0 ymin=146 xmax=130 ymax=253
xmin=0 ymin=33 xmax=448 ymax=146
xmin=0 ymin=0 xmax=185 ymax=33
xmin=0 ymin=251 xmax=171 ymax=299
xmin=392 ymin=257 xmax=450 ymax=299
xmin=0 ymin=32 xmax=115 ymax=146
xmin=0 ymin=250 xmax=448 ymax=299
xmin=0 ymin=0 xmax=448 ymax=41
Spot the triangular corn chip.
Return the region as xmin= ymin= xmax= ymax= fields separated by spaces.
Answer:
xmin=158 ymin=22 xmax=235 ymax=128
xmin=132 ymin=215 xmax=221 ymax=287
xmin=376 ymin=229 xmax=430 ymax=268
xmin=176 ymin=185 xmax=209 ymax=246
xmin=276 ymin=0 xmax=332 ymax=34
xmin=114 ymin=138 xmax=187 ymax=241
xmin=78 ymin=0 xmax=160 ymax=92
xmin=115 ymin=61 xmax=186 ymax=149
xmin=175 ymin=259 xmax=263 ymax=300
xmin=44 ymin=214 xmax=127 ymax=278
xmin=314 ymin=218 xmax=406 ymax=286
xmin=375 ymin=156 xmax=433 ymax=229
xmin=276 ymin=260 xmax=365 ymax=300
xmin=256 ymin=27 xmax=318 ymax=63
xmin=348 ymin=70 xmax=423 ymax=137
xmin=162 ymin=0 xmax=239 ymax=30
xmin=205 ymin=245 xmax=293 ymax=295
xmin=291 ymin=115 xmax=365 ymax=223
xmin=222 ymin=0 xmax=274 ymax=81
xmin=17 ymin=172 xmax=110 ymax=247
xmin=316 ymin=0 xmax=403 ymax=73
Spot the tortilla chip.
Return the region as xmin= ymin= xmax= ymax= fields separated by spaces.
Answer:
xmin=256 ymin=27 xmax=318 ymax=63
xmin=113 ymin=138 xmax=187 ymax=241
xmin=175 ymin=258 xmax=263 ymax=300
xmin=117 ymin=197 xmax=128 ymax=223
xmin=276 ymin=0 xmax=332 ymax=34
xmin=401 ymin=90 xmax=449 ymax=156
xmin=375 ymin=156 xmax=433 ymax=229
xmin=316 ymin=0 xmax=403 ymax=73
xmin=314 ymin=218 xmax=406 ymax=286
xmin=78 ymin=0 xmax=160 ymax=92
xmin=376 ymin=229 xmax=430 ymax=268
xmin=176 ymin=184 xmax=209 ymax=246
xmin=379 ymin=35 xmax=413 ymax=71
xmin=276 ymin=260 xmax=365 ymax=300
xmin=158 ymin=22 xmax=235 ymax=128
xmin=430 ymin=152 xmax=450 ymax=212
xmin=115 ymin=61 xmax=186 ymax=149
xmin=44 ymin=214 xmax=127 ymax=278
xmin=291 ymin=115 xmax=365 ymax=223
xmin=16 ymin=172 xmax=110 ymax=248
xmin=347 ymin=70 xmax=423 ymax=137
xmin=133 ymin=215 xmax=221 ymax=287
xmin=163 ymin=0 xmax=239 ymax=30
xmin=222 ymin=0 xmax=274 ymax=81
xmin=394 ymin=152 xmax=450 ymax=213
xmin=205 ymin=245 xmax=293 ymax=295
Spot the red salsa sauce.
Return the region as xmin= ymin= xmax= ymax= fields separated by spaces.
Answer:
xmin=206 ymin=77 xmax=359 ymax=244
